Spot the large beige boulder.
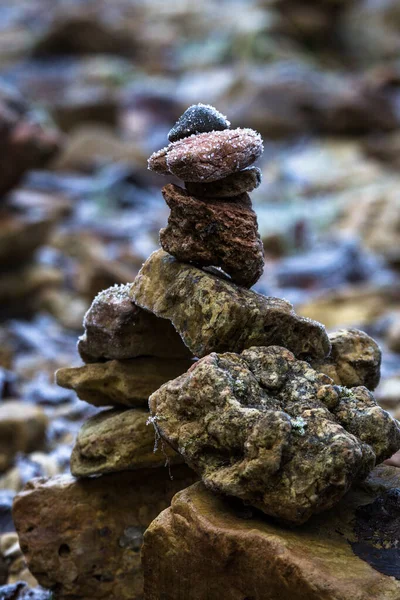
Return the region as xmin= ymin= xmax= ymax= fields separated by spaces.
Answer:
xmin=143 ymin=465 xmax=400 ymax=600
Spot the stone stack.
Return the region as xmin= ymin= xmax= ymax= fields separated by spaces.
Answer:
xmin=13 ymin=106 xmax=400 ymax=600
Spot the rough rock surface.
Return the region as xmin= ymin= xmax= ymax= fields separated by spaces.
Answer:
xmin=56 ymin=356 xmax=194 ymax=408
xmin=159 ymin=184 xmax=264 ymax=288
xmin=311 ymin=329 xmax=381 ymax=390
xmin=71 ymin=407 xmax=182 ymax=477
xmin=13 ymin=466 xmax=198 ymax=600
xmin=0 ymin=402 xmax=48 ymax=473
xmin=130 ymin=250 xmax=330 ymax=359
xmin=149 ymin=346 xmax=400 ymax=524
xmin=168 ymin=103 xmax=230 ymax=143
xmin=148 ymin=128 xmax=263 ymax=183
xmin=185 ymin=166 xmax=261 ymax=198
xmin=142 ymin=466 xmax=400 ymax=600
xmin=77 ymin=283 xmax=192 ymax=363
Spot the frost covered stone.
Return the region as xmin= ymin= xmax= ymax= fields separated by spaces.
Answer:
xmin=78 ymin=283 xmax=192 ymax=362
xmin=148 ymin=128 xmax=263 ymax=183
xmin=159 ymin=183 xmax=264 ymax=288
xmin=130 ymin=250 xmax=330 ymax=359
xmin=149 ymin=346 xmax=400 ymax=524
xmin=168 ymin=103 xmax=230 ymax=142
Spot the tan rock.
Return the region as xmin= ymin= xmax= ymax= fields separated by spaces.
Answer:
xmin=13 ymin=466 xmax=198 ymax=600
xmin=185 ymin=166 xmax=261 ymax=198
xmin=130 ymin=249 xmax=330 ymax=359
xmin=311 ymin=329 xmax=381 ymax=390
xmin=71 ymin=408 xmax=182 ymax=477
xmin=56 ymin=357 xmax=194 ymax=408
xmin=0 ymin=402 xmax=48 ymax=472
xmin=143 ymin=466 xmax=400 ymax=600
xmin=78 ymin=283 xmax=191 ymax=363
xmin=150 ymin=346 xmax=400 ymax=524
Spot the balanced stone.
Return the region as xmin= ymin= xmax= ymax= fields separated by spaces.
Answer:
xmin=159 ymin=184 xmax=264 ymax=288
xmin=148 ymin=128 xmax=263 ymax=183
xmin=185 ymin=166 xmax=261 ymax=198
xmin=56 ymin=356 xmax=194 ymax=408
xmin=149 ymin=346 xmax=400 ymax=524
xmin=310 ymin=328 xmax=381 ymax=390
xmin=70 ymin=407 xmax=182 ymax=477
xmin=168 ymin=103 xmax=230 ymax=143
xmin=130 ymin=250 xmax=330 ymax=359
xmin=142 ymin=466 xmax=400 ymax=600
xmin=78 ymin=283 xmax=192 ymax=363
xmin=13 ymin=467 xmax=198 ymax=600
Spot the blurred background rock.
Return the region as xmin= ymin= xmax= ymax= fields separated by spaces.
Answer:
xmin=0 ymin=0 xmax=400 ymax=594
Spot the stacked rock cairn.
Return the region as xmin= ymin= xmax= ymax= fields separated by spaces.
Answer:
xmin=13 ymin=105 xmax=400 ymax=598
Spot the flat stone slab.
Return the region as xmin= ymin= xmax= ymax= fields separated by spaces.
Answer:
xmin=71 ymin=407 xmax=182 ymax=477
xmin=56 ymin=356 xmax=194 ymax=408
xmin=142 ymin=465 xmax=400 ymax=600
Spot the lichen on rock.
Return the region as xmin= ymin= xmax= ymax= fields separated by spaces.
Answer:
xmin=149 ymin=345 xmax=400 ymax=524
xmin=310 ymin=328 xmax=381 ymax=390
xmin=130 ymin=249 xmax=330 ymax=359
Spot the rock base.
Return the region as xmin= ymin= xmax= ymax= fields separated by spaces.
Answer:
xmin=143 ymin=465 xmax=400 ymax=600
xmin=13 ymin=465 xmax=197 ymax=600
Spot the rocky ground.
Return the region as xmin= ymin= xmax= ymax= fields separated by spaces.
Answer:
xmin=1 ymin=0 xmax=400 ymax=598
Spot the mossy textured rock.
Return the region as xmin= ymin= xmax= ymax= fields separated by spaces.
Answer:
xmin=149 ymin=346 xmax=400 ymax=524
xmin=142 ymin=466 xmax=400 ymax=600
xmin=71 ymin=407 xmax=182 ymax=477
xmin=130 ymin=250 xmax=330 ymax=359
xmin=310 ymin=328 xmax=381 ymax=390
xmin=56 ymin=356 xmax=194 ymax=407
xmin=159 ymin=184 xmax=264 ymax=288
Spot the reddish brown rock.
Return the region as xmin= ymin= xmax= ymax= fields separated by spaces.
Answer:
xmin=13 ymin=466 xmax=198 ymax=600
xmin=77 ymin=283 xmax=192 ymax=363
xmin=185 ymin=166 xmax=261 ymax=198
xmin=142 ymin=466 xmax=400 ymax=600
xmin=311 ymin=329 xmax=381 ymax=390
xmin=159 ymin=184 xmax=264 ymax=288
xmin=148 ymin=128 xmax=263 ymax=183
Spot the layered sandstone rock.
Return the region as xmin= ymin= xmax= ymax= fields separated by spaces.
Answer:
xmin=56 ymin=356 xmax=194 ymax=408
xmin=142 ymin=466 xmax=400 ymax=600
xmin=13 ymin=466 xmax=198 ymax=600
xmin=70 ymin=407 xmax=182 ymax=477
